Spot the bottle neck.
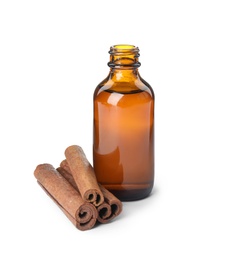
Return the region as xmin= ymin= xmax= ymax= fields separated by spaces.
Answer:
xmin=108 ymin=44 xmax=141 ymax=70
xmin=107 ymin=45 xmax=141 ymax=82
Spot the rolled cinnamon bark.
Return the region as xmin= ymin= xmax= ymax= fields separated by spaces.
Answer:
xmin=58 ymin=162 xmax=123 ymax=223
xmin=34 ymin=164 xmax=98 ymax=231
xmin=96 ymin=201 xmax=112 ymax=222
xmin=99 ymin=184 xmax=123 ymax=223
xmin=57 ymin=164 xmax=78 ymax=190
xmin=57 ymin=166 xmax=112 ymax=222
xmin=64 ymin=145 xmax=104 ymax=207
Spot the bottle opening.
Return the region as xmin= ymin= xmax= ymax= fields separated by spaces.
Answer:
xmin=113 ymin=44 xmax=136 ymax=50
xmin=110 ymin=44 xmax=139 ymax=54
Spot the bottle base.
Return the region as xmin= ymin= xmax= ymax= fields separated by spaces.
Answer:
xmin=103 ymin=184 xmax=153 ymax=201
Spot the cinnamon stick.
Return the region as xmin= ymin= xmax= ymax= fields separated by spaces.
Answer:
xmin=34 ymin=164 xmax=98 ymax=231
xmin=98 ymin=184 xmax=123 ymax=223
xmin=57 ymin=166 xmax=112 ymax=223
xmin=59 ymin=161 xmax=123 ymax=223
xmin=64 ymin=145 xmax=104 ymax=207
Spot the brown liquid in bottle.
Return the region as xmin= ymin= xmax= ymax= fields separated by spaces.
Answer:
xmin=93 ymin=45 xmax=154 ymax=201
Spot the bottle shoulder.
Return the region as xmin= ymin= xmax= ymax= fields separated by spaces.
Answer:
xmin=94 ymin=73 xmax=154 ymax=98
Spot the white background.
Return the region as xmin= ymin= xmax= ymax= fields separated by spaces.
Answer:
xmin=0 ymin=0 xmax=240 ymax=259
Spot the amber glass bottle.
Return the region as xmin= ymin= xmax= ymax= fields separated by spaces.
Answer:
xmin=93 ymin=44 xmax=154 ymax=201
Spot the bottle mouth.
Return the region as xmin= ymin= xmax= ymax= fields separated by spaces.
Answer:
xmin=109 ymin=44 xmax=139 ymax=54
xmin=113 ymin=44 xmax=136 ymax=50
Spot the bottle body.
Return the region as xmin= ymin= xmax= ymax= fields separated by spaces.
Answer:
xmin=93 ymin=45 xmax=154 ymax=201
